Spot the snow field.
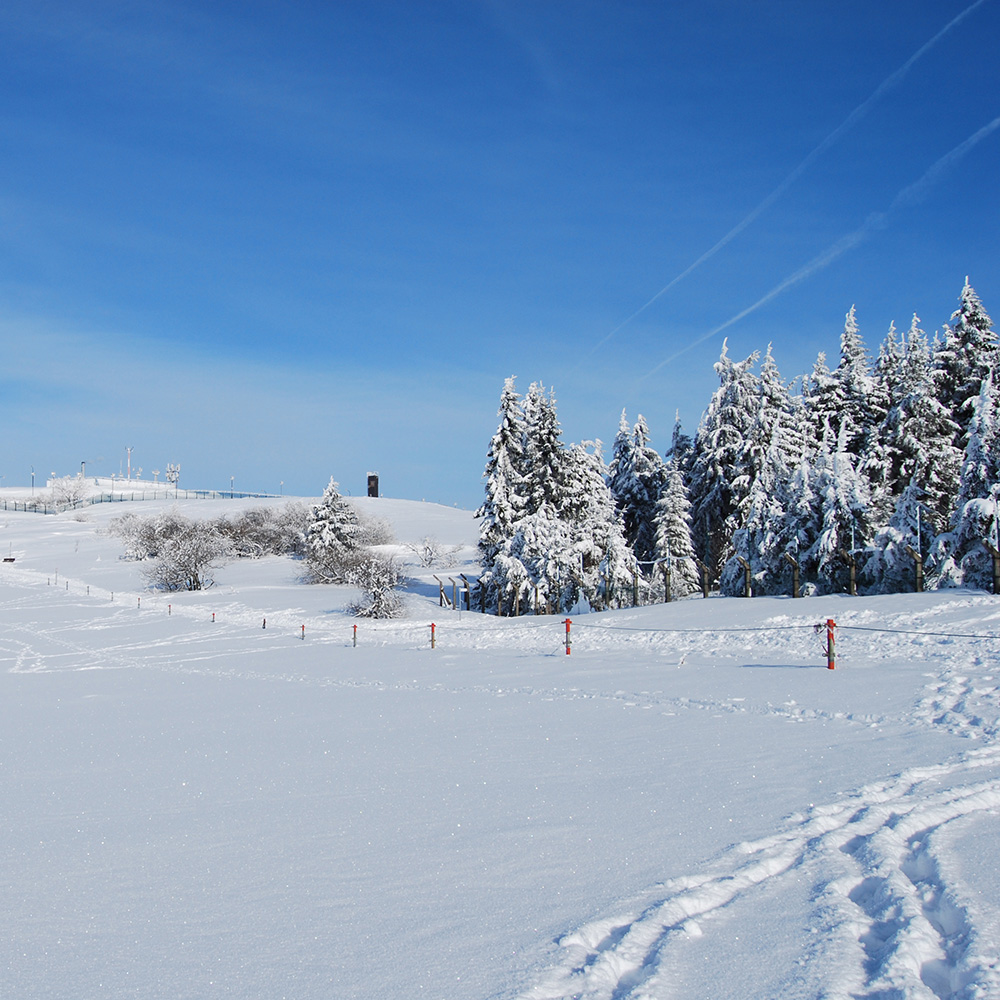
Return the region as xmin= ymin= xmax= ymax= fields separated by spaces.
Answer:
xmin=0 ymin=498 xmax=999 ymax=998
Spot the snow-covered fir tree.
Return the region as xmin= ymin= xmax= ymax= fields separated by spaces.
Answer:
xmin=875 ymin=315 xmax=961 ymax=534
xmin=666 ymin=411 xmax=694 ymax=475
xmin=956 ymin=371 xmax=1000 ymax=512
xmin=806 ymin=306 xmax=878 ymax=460
xmin=521 ymin=382 xmax=565 ymax=516
xmin=515 ymin=383 xmax=576 ymax=613
xmin=863 ymin=482 xmax=930 ymax=594
xmin=607 ymin=411 xmax=668 ymax=566
xmin=782 ymin=456 xmax=822 ymax=583
xmin=808 ymin=423 xmax=876 ymax=594
xmin=721 ymin=441 xmax=800 ymax=597
xmin=477 ymin=377 xmax=527 ymax=561
xmin=933 ymin=279 xmax=998 ymax=451
xmin=473 ymin=285 xmax=997 ymax=606
xmin=687 ymin=341 xmax=760 ymax=574
xmin=758 ymin=344 xmax=810 ymax=471
xmin=862 ymin=321 xmax=905 ymax=518
xmin=477 ymin=379 xmax=637 ymax=615
xmin=305 ymin=478 xmax=364 ymax=583
xmin=931 ymin=489 xmax=1000 ymax=591
xmin=653 ymin=463 xmax=700 ymax=598
xmin=476 ymin=377 xmax=529 ymax=614
xmin=929 ymin=371 xmax=1000 ymax=588
xmin=874 ymin=321 xmax=905 ymax=409
xmin=559 ymin=441 xmax=637 ymax=610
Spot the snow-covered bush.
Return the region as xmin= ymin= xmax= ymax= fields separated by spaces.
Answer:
xmin=346 ymin=554 xmax=404 ymax=618
xmin=139 ymin=517 xmax=229 ymax=591
xmin=216 ymin=503 xmax=309 ymax=559
xmin=108 ymin=511 xmax=170 ymax=561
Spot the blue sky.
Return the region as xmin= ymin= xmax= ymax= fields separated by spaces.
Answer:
xmin=1 ymin=0 xmax=997 ymax=507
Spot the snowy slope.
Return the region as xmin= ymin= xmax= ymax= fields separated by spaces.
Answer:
xmin=0 ymin=495 xmax=998 ymax=999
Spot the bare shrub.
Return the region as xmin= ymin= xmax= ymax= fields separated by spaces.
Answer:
xmin=406 ymin=535 xmax=461 ymax=568
xmin=49 ymin=476 xmax=89 ymax=506
xmin=356 ymin=514 xmax=395 ymax=546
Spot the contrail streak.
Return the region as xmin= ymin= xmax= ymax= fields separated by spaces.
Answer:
xmin=583 ymin=0 xmax=991 ymax=363
xmin=638 ymin=114 xmax=1000 ymax=382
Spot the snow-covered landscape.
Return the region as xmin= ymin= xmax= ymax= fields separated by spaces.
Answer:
xmin=1 ymin=490 xmax=998 ymax=999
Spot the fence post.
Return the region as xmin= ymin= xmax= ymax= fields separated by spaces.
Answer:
xmin=695 ymin=558 xmax=711 ymax=599
xmin=783 ymin=553 xmax=800 ymax=598
xmin=736 ymin=556 xmax=751 ymax=598
xmin=663 ymin=562 xmax=671 ymax=604
xmin=826 ymin=618 xmax=836 ymax=670
xmin=563 ymin=618 xmax=571 ymax=655
xmin=839 ymin=550 xmax=857 ymax=596
xmin=433 ymin=575 xmax=446 ymax=608
xmin=632 ymin=566 xmax=639 ymax=607
xmin=459 ymin=574 xmax=471 ymax=610
xmin=984 ymin=540 xmax=1000 ymax=595
xmin=905 ymin=544 xmax=924 ymax=593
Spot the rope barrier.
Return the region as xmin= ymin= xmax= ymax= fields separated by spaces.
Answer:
xmin=16 ymin=564 xmax=1000 ymax=657
xmin=838 ymin=624 xmax=1000 ymax=640
xmin=571 ymin=621 xmax=818 ymax=634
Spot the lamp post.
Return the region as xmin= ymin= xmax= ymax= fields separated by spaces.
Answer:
xmin=230 ymin=476 xmax=234 ymax=498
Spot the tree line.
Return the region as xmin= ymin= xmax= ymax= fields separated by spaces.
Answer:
xmin=476 ymin=278 xmax=999 ymax=611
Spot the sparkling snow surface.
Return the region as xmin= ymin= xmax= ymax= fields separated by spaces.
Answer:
xmin=1 ymin=495 xmax=999 ymax=999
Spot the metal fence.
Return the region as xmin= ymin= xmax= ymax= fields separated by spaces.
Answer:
xmin=0 ymin=489 xmax=280 ymax=516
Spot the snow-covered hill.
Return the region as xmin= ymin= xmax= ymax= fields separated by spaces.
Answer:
xmin=1 ymin=495 xmax=998 ymax=999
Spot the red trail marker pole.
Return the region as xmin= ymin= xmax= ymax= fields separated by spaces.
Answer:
xmin=430 ymin=623 xmax=436 ymax=649
xmin=827 ymin=619 xmax=836 ymax=670
xmin=353 ymin=624 xmax=357 ymax=647
xmin=563 ymin=618 xmax=572 ymax=655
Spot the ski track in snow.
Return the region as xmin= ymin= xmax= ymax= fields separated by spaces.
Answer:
xmin=508 ymin=615 xmax=1000 ymax=999
xmin=516 ymin=753 xmax=1000 ymax=1000
xmin=4 ymin=566 xmax=1000 ymax=997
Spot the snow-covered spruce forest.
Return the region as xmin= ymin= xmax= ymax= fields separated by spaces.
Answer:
xmin=477 ymin=280 xmax=999 ymax=613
